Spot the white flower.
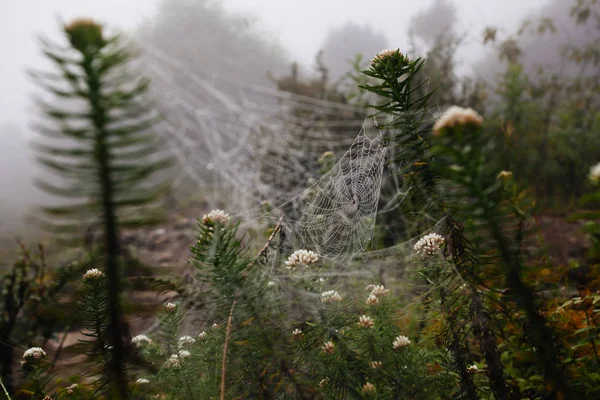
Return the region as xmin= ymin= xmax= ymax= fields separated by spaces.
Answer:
xmin=164 ymin=302 xmax=177 ymax=312
xmin=371 ymin=48 xmax=401 ymax=65
xmin=136 ymin=378 xmax=150 ymax=384
xmin=212 ymin=323 xmax=219 ymax=329
xmin=467 ymin=364 xmax=479 ymax=373
xmin=198 ymin=331 xmax=207 ymax=340
xmin=292 ymin=329 xmax=303 ymax=339
xmin=362 ymin=382 xmax=376 ymax=394
xmin=285 ymin=249 xmax=319 ymax=269
xmin=393 ymin=335 xmax=411 ymax=350
xmin=414 ymin=233 xmax=445 ymax=258
xmin=590 ymin=162 xmax=600 ymax=184
xmin=321 ymin=290 xmax=342 ymax=303
xmin=433 ymin=106 xmax=483 ymax=135
xmin=369 ymin=285 xmax=389 ymax=297
xmin=266 ymin=281 xmax=276 ymax=288
xmin=370 ymin=361 xmax=383 ymax=369
xmin=23 ymin=347 xmax=46 ymax=361
xmin=164 ymin=354 xmax=181 ymax=368
xmin=131 ymin=334 xmax=152 ymax=347
xmin=366 ymin=294 xmax=379 ymax=306
xmin=66 ymin=383 xmax=78 ymax=394
xmin=82 ymin=268 xmax=104 ymax=281
xmin=178 ymin=350 xmax=191 ymax=358
xmin=358 ymin=315 xmax=374 ymax=328
xmin=202 ymin=209 xmax=230 ymax=225
xmin=319 ymin=378 xmax=328 ymax=388
xmin=322 ymin=341 xmax=335 ymax=355
xmin=177 ymin=335 xmax=196 ymax=348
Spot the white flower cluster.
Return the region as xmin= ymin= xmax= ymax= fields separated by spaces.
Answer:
xmin=467 ymin=364 xmax=479 ymax=373
xmin=82 ymin=268 xmax=104 ymax=281
xmin=164 ymin=354 xmax=181 ymax=368
xmin=365 ymin=284 xmax=389 ymax=305
xmin=370 ymin=361 xmax=383 ymax=369
xmin=178 ymin=350 xmax=191 ymax=358
xmin=322 ymin=341 xmax=335 ymax=355
xmin=321 ymin=290 xmax=342 ymax=303
xmin=367 ymin=284 xmax=389 ymax=297
xmin=23 ymin=347 xmax=46 ymax=360
xmin=590 ymin=162 xmax=600 ymax=184
xmin=371 ymin=48 xmax=401 ymax=65
xmin=362 ymin=382 xmax=376 ymax=394
xmin=358 ymin=315 xmax=374 ymax=328
xmin=178 ymin=335 xmax=196 ymax=348
xmin=201 ymin=209 xmax=230 ymax=225
xmin=291 ymin=328 xmax=303 ymax=339
xmin=433 ymin=106 xmax=483 ymax=135
xmin=285 ymin=249 xmax=319 ymax=270
xmin=165 ymin=302 xmax=177 ymax=312
xmin=392 ymin=335 xmax=411 ymax=350
xmin=131 ymin=334 xmax=152 ymax=347
xmin=198 ymin=331 xmax=207 ymax=340
xmin=414 ymin=233 xmax=445 ymax=258
xmin=66 ymin=383 xmax=78 ymax=394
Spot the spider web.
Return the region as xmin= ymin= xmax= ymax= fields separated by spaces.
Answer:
xmin=295 ymin=129 xmax=385 ymax=261
xmin=140 ymin=45 xmax=390 ymax=261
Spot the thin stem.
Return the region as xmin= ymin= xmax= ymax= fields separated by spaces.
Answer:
xmin=220 ymin=298 xmax=237 ymax=400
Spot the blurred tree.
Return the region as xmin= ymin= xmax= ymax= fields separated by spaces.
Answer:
xmin=30 ymin=18 xmax=171 ymax=398
xmin=319 ymin=22 xmax=389 ymax=82
xmin=409 ymin=0 xmax=457 ymax=46
xmin=138 ymin=0 xmax=289 ymax=99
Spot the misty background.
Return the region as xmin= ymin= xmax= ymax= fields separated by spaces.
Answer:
xmin=0 ymin=0 xmax=592 ymax=238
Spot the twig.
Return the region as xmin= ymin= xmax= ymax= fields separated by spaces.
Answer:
xmin=0 ymin=377 xmax=11 ymax=399
xmin=220 ymin=298 xmax=238 ymax=400
xmin=242 ymin=215 xmax=284 ymax=277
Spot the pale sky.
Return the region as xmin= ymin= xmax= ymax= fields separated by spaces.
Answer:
xmin=1 ymin=0 xmax=548 ymax=129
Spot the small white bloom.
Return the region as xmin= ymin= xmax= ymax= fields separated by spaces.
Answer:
xmin=82 ymin=268 xmax=104 ymax=281
xmin=285 ymin=249 xmax=319 ymax=270
xmin=371 ymin=361 xmax=383 ymax=369
xmin=197 ymin=331 xmax=207 ymax=340
xmin=362 ymin=382 xmax=376 ymax=394
xmin=292 ymin=328 xmax=303 ymax=339
xmin=164 ymin=354 xmax=181 ymax=368
xmin=319 ymin=378 xmax=328 ymax=388
xmin=66 ymin=383 xmax=78 ymax=394
xmin=414 ymin=233 xmax=445 ymax=258
xmin=178 ymin=350 xmax=191 ymax=358
xmin=369 ymin=285 xmax=389 ymax=297
xmin=393 ymin=335 xmax=411 ymax=350
xmin=371 ymin=48 xmax=401 ymax=65
xmin=136 ymin=378 xmax=150 ymax=384
xmin=201 ymin=209 xmax=230 ymax=225
xmin=366 ymin=294 xmax=379 ymax=306
xmin=322 ymin=341 xmax=335 ymax=355
xmin=589 ymin=162 xmax=600 ymax=184
xmin=212 ymin=323 xmax=219 ymax=329
xmin=164 ymin=302 xmax=177 ymax=312
xmin=23 ymin=347 xmax=46 ymax=361
xmin=266 ymin=281 xmax=276 ymax=288
xmin=433 ymin=106 xmax=483 ymax=135
xmin=321 ymin=290 xmax=342 ymax=303
xmin=467 ymin=364 xmax=479 ymax=373
xmin=131 ymin=334 xmax=152 ymax=347
xmin=177 ymin=335 xmax=196 ymax=348
xmin=358 ymin=315 xmax=375 ymax=328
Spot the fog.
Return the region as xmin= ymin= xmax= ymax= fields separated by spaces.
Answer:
xmin=0 ymin=0 xmax=568 ymax=237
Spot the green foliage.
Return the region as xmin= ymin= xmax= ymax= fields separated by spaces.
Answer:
xmin=31 ymin=20 xmax=170 ymax=244
xmin=30 ymin=18 xmax=171 ymax=398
